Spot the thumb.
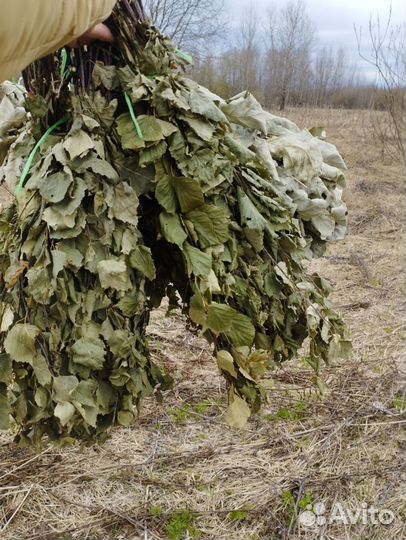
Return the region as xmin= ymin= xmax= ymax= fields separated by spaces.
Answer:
xmin=69 ymin=23 xmax=114 ymax=48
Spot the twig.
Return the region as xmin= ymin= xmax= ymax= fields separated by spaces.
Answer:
xmin=0 ymin=484 xmax=33 ymax=532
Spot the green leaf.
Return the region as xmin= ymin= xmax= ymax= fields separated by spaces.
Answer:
xmin=205 ymin=303 xmax=255 ymax=347
xmin=159 ymin=213 xmax=187 ymax=248
xmin=51 ymin=250 xmax=68 ymax=279
xmin=64 ymin=130 xmax=95 ymax=160
xmin=97 ymin=381 xmax=115 ymax=409
xmin=0 ymin=354 xmax=13 ymax=384
xmin=92 ymin=91 xmax=118 ymax=128
xmin=107 ymin=330 xmax=133 ymax=360
xmin=121 ymin=159 xmax=155 ymax=195
xmin=116 ymin=114 xmax=164 ymax=150
xmin=178 ymin=115 xmax=215 ymax=141
xmin=311 ymin=214 xmax=336 ymax=240
xmin=53 ymin=376 xmax=79 ymax=403
xmin=274 ymin=262 xmax=294 ymax=288
xmin=216 ymin=350 xmax=238 ymax=378
xmin=109 ymin=182 xmax=139 ymax=226
xmin=184 ymin=244 xmax=212 ymax=277
xmin=92 ymin=63 xmax=119 ymax=90
xmin=156 ymin=119 xmax=178 ymax=137
xmin=74 ymin=402 xmax=98 ymax=427
xmin=57 ymin=245 xmax=83 ymax=270
xmin=238 ymin=188 xmax=267 ymax=230
xmin=130 ymin=246 xmax=156 ymax=281
xmin=32 ymin=354 xmax=52 ymax=386
xmin=39 ymin=169 xmax=73 ymax=203
xmin=206 ymin=303 xmax=236 ymax=334
xmin=42 ymin=207 xmax=77 ymax=230
xmin=306 ymin=304 xmax=321 ymax=331
xmin=173 ymin=177 xmax=204 ymax=213
xmin=26 ymin=267 xmax=53 ymax=304
xmin=54 ymin=402 xmax=76 ymax=426
xmin=202 ymin=270 xmax=221 ymax=294
xmin=35 ymin=387 xmax=49 ymax=408
xmin=189 ymin=290 xmax=207 ymax=327
xmin=4 ymin=324 xmax=39 ymax=364
xmin=244 ymin=228 xmax=264 ymax=252
xmin=118 ymin=410 xmax=135 ymax=427
xmin=4 ymin=261 xmax=29 ymax=289
xmin=43 ymin=179 xmax=86 ymax=228
xmin=187 ymin=205 xmax=229 ymax=248
xmin=97 ymin=260 xmax=131 ymax=292
xmin=58 ymin=179 xmax=87 ymax=216
xmin=157 ymin=85 xmax=190 ymax=112
xmin=71 ymin=337 xmax=106 ymax=370
xmin=227 ymin=313 xmax=255 ymax=348
xmin=117 ymin=293 xmax=143 ymax=317
xmin=116 ymin=113 xmax=144 ymax=150
xmin=156 ymin=176 xmax=177 ymax=213
xmin=0 ymin=390 xmax=10 ymax=430
xmin=70 ymin=380 xmax=98 ymax=406
xmin=14 ymin=394 xmax=27 ymax=424
xmin=25 ymin=94 xmax=49 ymax=119
xmin=81 ymin=115 xmax=100 ymax=131
xmin=77 ymin=157 xmax=119 ymax=182
xmin=138 ymin=115 xmax=166 ymax=141
xmin=224 ymin=393 xmax=251 ymax=428
xmin=139 ymin=140 xmax=167 ymax=167
xmin=188 ymin=86 xmax=228 ymax=123
xmin=0 ymin=304 xmax=14 ymax=333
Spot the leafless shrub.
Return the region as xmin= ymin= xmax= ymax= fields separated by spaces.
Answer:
xmin=355 ymin=7 xmax=405 ymax=161
xmin=265 ymin=0 xmax=316 ymax=110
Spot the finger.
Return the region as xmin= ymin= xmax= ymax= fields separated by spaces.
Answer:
xmin=90 ymin=23 xmax=115 ymax=43
xmin=73 ymin=23 xmax=115 ymax=47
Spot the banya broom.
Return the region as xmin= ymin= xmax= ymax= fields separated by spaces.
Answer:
xmin=0 ymin=0 xmax=351 ymax=445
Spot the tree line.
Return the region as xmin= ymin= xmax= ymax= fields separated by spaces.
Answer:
xmin=144 ymin=0 xmax=405 ymax=114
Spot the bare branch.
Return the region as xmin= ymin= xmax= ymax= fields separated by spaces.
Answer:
xmin=355 ymin=4 xmax=405 ymax=159
xmin=144 ymin=0 xmax=226 ymax=50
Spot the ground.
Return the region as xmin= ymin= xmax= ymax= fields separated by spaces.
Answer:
xmin=0 ymin=108 xmax=404 ymax=540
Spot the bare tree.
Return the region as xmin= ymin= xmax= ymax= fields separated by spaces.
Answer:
xmin=144 ymin=0 xmax=226 ymax=51
xmin=236 ymin=4 xmax=261 ymax=94
xmin=355 ymin=6 xmax=405 ymax=159
xmin=187 ymin=0 xmax=368 ymax=110
xmin=265 ymin=0 xmax=316 ymax=110
xmin=191 ymin=4 xmax=262 ymax=99
xmin=312 ymin=46 xmax=356 ymax=106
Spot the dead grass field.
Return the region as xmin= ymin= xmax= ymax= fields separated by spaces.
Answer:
xmin=0 ymin=108 xmax=404 ymax=540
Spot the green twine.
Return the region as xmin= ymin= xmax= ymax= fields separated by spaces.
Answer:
xmin=175 ymin=49 xmax=193 ymax=65
xmin=17 ymin=91 xmax=144 ymax=197
xmin=60 ymin=49 xmax=68 ymax=78
xmin=60 ymin=48 xmax=72 ymax=84
xmin=10 ymin=82 xmax=26 ymax=94
xmin=125 ymin=93 xmax=144 ymax=140
xmin=16 ymin=116 xmax=69 ymax=197
xmin=16 ymin=67 xmax=157 ymax=197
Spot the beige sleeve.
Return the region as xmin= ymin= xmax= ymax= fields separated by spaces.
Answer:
xmin=0 ymin=0 xmax=118 ymax=82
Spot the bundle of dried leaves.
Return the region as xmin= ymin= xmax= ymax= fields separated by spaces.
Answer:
xmin=0 ymin=0 xmax=350 ymax=445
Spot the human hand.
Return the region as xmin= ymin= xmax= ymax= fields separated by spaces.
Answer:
xmin=68 ymin=23 xmax=114 ymax=48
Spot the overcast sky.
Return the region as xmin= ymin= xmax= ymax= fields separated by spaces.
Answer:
xmin=227 ymin=0 xmax=404 ymax=82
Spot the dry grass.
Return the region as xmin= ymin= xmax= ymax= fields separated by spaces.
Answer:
xmin=0 ymin=108 xmax=405 ymax=540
